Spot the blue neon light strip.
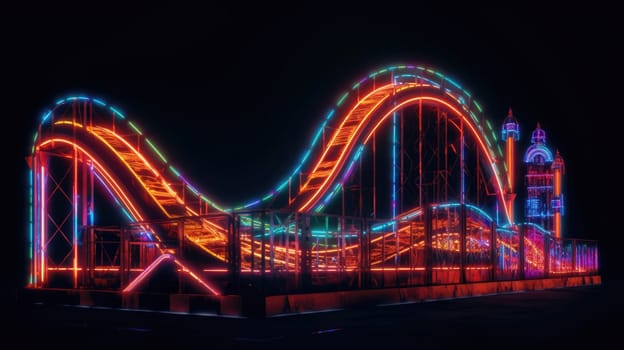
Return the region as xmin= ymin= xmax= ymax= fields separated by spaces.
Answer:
xmin=371 ymin=202 xmax=494 ymax=232
xmin=92 ymin=98 xmax=106 ymax=106
xmin=109 ymin=106 xmax=125 ymax=119
xmin=41 ymin=110 xmax=52 ymax=124
xmin=28 ymin=169 xmax=33 ymax=284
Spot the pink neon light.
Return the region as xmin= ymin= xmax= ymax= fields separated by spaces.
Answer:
xmin=73 ymin=145 xmax=78 ymax=287
xmin=122 ymin=254 xmax=172 ymax=292
xmin=122 ymin=254 xmax=220 ymax=295
xmin=40 ymin=165 xmax=45 ymax=283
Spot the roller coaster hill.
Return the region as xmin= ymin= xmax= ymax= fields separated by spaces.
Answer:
xmin=24 ymin=64 xmax=600 ymax=316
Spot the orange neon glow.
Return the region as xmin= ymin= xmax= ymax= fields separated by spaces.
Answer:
xmin=297 ymin=82 xmax=511 ymax=222
xmin=89 ymin=124 xmax=230 ymax=253
xmin=89 ymin=127 xmax=176 ymax=217
xmin=507 ymin=136 xmax=515 ymax=193
xmin=506 ymin=135 xmax=515 ymax=223
xmin=39 ymin=138 xmax=145 ymax=222
xmin=53 ymin=120 xmax=83 ymax=128
xmin=298 ymin=83 xmax=396 ymax=211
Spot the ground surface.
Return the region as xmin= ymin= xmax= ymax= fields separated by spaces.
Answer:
xmin=8 ymin=280 xmax=621 ymax=349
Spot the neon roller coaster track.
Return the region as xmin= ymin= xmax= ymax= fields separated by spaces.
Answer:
xmin=26 ymin=64 xmax=599 ymax=307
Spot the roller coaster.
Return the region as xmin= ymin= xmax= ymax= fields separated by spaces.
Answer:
xmin=25 ymin=64 xmax=599 ymax=313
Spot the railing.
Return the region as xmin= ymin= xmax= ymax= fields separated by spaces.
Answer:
xmin=39 ymin=205 xmax=599 ymax=296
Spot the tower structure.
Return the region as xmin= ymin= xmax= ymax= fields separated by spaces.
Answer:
xmin=523 ymin=122 xmax=564 ymax=236
xmin=501 ymin=108 xmax=519 ymax=224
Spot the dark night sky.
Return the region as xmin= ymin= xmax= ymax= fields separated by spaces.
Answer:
xmin=6 ymin=2 xmax=622 ymax=285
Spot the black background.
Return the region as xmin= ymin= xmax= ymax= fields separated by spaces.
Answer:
xmin=5 ymin=1 xmax=621 ymax=295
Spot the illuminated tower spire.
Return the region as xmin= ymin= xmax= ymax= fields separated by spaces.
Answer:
xmin=551 ymin=150 xmax=565 ymax=238
xmin=501 ymin=107 xmax=519 ymax=224
xmin=524 ymin=122 xmax=555 ymax=234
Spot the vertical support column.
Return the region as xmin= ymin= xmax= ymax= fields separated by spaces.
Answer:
xmin=72 ymin=146 xmax=79 ymax=288
xmin=359 ymin=147 xmax=364 ymax=219
xmin=260 ymin=211 xmax=266 ymax=295
xmin=228 ymin=215 xmax=240 ymax=294
xmin=397 ymin=111 xmax=404 ymax=286
xmin=424 ymin=205 xmax=432 ymax=285
xmin=88 ymin=161 xmax=95 ymax=286
xmin=408 ymin=222 xmax=413 ymax=285
xmin=177 ymin=220 xmax=185 ymax=258
xmin=86 ymin=227 xmax=94 ymax=288
xmin=39 ymin=155 xmax=47 ymax=286
xmin=120 ymin=228 xmax=128 ymax=289
xmin=32 ymin=154 xmax=40 ymax=286
xmin=340 ymin=217 xmax=346 ymax=276
xmin=299 ymin=214 xmax=312 ymax=290
xmin=392 ymin=110 xmax=399 ymax=271
xmin=250 ymin=214 xmax=255 ymax=273
xmin=294 ymin=212 xmax=299 ymax=288
xmin=419 ymin=99 xmax=423 ymax=207
xmin=373 ymin=133 xmax=377 ymax=220
xmin=338 ymin=216 xmax=343 ymax=280
xmin=177 ymin=220 xmax=185 ymax=293
xmin=459 ymin=204 xmax=466 ymax=284
xmin=490 ymin=222 xmax=497 ymax=281
xmin=518 ymin=225 xmax=525 ymax=280
xmin=544 ymin=235 xmax=550 ymax=278
xmin=366 ymin=219 xmax=371 ymax=288
xmin=341 ymin=177 xmax=345 ymax=272
xmin=400 ymin=109 xmax=404 ymax=215
xmin=572 ymin=239 xmax=577 ymax=274
xmin=28 ymin=165 xmax=34 ymax=287
xmin=460 ymin=117 xmax=465 ymax=204
xmin=285 ymin=214 xmax=290 ymax=273
xmin=359 ymin=218 xmax=370 ymax=289
xmin=594 ymin=242 xmax=598 ymax=274
xmin=381 ymin=223 xmax=385 ymax=287
xmin=355 ymin=219 xmax=360 ymax=288
xmin=269 ymin=211 xmax=275 ymax=273
xmin=79 ymin=158 xmax=89 ymax=287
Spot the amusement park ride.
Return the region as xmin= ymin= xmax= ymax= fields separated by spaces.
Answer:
xmin=24 ymin=64 xmax=599 ymax=316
